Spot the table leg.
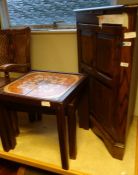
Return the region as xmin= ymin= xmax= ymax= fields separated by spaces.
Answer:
xmin=56 ymin=104 xmax=69 ymax=170
xmin=78 ymin=87 xmax=89 ymax=130
xmin=9 ymin=111 xmax=20 ymax=137
xmin=67 ymin=99 xmax=77 ymax=159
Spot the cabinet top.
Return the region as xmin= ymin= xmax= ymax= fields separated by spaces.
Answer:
xmin=74 ymin=4 xmax=138 ymax=13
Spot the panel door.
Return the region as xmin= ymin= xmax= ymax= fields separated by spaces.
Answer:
xmin=90 ymin=77 xmax=116 ymax=136
xmin=90 ymin=25 xmax=124 ymax=139
xmin=77 ymin=24 xmax=98 ymax=69
xmin=95 ymin=25 xmax=123 ymax=79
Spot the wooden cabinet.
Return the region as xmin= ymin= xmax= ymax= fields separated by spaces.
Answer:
xmin=75 ymin=4 xmax=138 ymax=159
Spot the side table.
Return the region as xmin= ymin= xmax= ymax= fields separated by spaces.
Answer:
xmin=0 ymin=70 xmax=89 ymax=170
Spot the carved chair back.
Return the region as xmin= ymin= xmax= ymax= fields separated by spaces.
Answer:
xmin=0 ymin=27 xmax=31 ymax=85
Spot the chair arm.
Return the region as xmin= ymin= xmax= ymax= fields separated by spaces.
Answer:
xmin=0 ymin=63 xmax=30 ymax=72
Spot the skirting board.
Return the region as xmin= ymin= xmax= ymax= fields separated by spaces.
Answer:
xmin=0 ymin=150 xmax=85 ymax=175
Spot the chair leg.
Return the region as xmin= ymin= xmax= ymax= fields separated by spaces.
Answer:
xmin=36 ymin=112 xmax=42 ymax=121
xmin=28 ymin=112 xmax=37 ymax=122
xmin=4 ymin=72 xmax=10 ymax=84
xmin=0 ymin=108 xmax=11 ymax=151
xmin=5 ymin=110 xmax=17 ymax=149
xmin=0 ymin=107 xmax=16 ymax=151
xmin=28 ymin=112 xmax=42 ymax=122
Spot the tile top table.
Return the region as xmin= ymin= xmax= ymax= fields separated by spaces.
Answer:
xmin=4 ymin=71 xmax=82 ymax=102
xmin=0 ymin=70 xmax=89 ymax=170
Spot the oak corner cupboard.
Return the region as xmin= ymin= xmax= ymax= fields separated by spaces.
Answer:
xmin=75 ymin=4 xmax=138 ymax=159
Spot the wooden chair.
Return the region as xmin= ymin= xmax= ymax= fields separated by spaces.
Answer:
xmin=0 ymin=27 xmax=31 ymax=86
xmin=0 ymin=27 xmax=32 ymax=137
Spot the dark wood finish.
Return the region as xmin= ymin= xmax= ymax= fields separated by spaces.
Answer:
xmin=0 ymin=27 xmax=35 ymax=122
xmin=0 ymin=27 xmax=41 ymax=122
xmin=67 ymin=99 xmax=77 ymax=159
xmin=0 ymin=158 xmax=20 ymax=175
xmin=0 ymin=158 xmax=60 ymax=175
xmin=78 ymin=85 xmax=89 ymax=130
xmin=56 ymin=104 xmax=69 ymax=169
xmin=0 ymin=106 xmax=17 ymax=151
xmin=0 ymin=70 xmax=89 ymax=170
xmin=75 ymin=4 xmax=138 ymax=159
xmin=0 ymin=27 xmax=31 ymax=83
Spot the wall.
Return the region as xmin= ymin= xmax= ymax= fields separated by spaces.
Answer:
xmin=31 ymin=31 xmax=78 ymax=73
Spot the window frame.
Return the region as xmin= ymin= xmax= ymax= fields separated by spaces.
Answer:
xmin=0 ymin=0 xmax=10 ymax=29
xmin=1 ymin=0 xmax=116 ymax=31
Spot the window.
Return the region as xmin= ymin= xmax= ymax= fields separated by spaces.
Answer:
xmin=2 ymin=0 xmax=114 ymax=29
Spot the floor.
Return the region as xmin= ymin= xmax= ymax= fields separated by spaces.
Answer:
xmin=0 ymin=113 xmax=137 ymax=175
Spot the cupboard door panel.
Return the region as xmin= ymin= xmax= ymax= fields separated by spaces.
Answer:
xmin=96 ymin=33 xmax=121 ymax=78
xmin=77 ymin=24 xmax=98 ymax=67
xmin=81 ymin=32 xmax=96 ymax=66
xmin=90 ymin=78 xmax=116 ymax=136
